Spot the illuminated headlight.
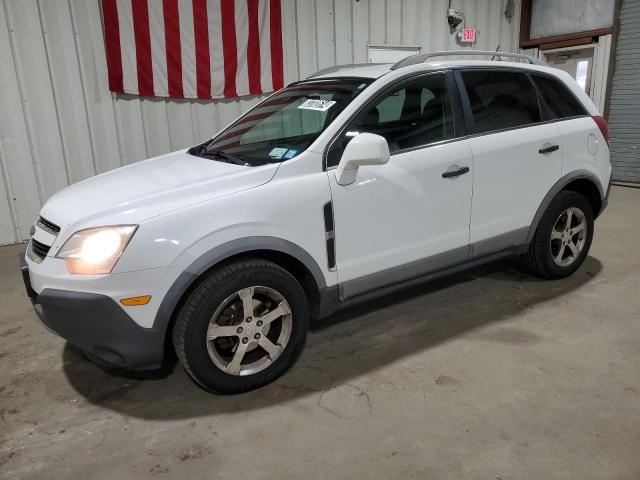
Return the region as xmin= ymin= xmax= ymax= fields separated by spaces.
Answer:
xmin=56 ymin=225 xmax=138 ymax=275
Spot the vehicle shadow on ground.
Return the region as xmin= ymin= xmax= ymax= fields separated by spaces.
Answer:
xmin=62 ymin=256 xmax=602 ymax=420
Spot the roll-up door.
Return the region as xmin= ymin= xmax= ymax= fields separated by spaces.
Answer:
xmin=608 ymin=0 xmax=640 ymax=183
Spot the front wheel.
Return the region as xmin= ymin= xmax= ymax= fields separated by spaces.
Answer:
xmin=523 ymin=190 xmax=594 ymax=279
xmin=173 ymin=259 xmax=309 ymax=394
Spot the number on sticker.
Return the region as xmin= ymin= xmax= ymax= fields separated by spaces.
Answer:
xmin=298 ymin=99 xmax=337 ymax=112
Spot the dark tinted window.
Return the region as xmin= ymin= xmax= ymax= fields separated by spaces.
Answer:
xmin=461 ymin=70 xmax=541 ymax=134
xmin=532 ymin=74 xmax=587 ymax=119
xmin=327 ymin=74 xmax=454 ymax=166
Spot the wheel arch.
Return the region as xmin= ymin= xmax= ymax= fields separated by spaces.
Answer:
xmin=527 ymin=170 xmax=605 ymax=244
xmin=154 ymin=237 xmax=327 ymax=359
xmin=561 ymin=178 xmax=603 ymax=218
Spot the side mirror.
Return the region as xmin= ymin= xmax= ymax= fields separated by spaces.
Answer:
xmin=335 ymin=133 xmax=390 ymax=186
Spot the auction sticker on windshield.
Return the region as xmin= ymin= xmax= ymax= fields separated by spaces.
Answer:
xmin=298 ymin=99 xmax=336 ymax=111
xmin=269 ymin=147 xmax=288 ymax=159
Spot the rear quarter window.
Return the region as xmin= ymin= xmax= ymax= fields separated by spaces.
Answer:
xmin=531 ymin=74 xmax=588 ymax=119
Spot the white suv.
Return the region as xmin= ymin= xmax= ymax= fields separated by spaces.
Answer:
xmin=21 ymin=52 xmax=611 ymax=393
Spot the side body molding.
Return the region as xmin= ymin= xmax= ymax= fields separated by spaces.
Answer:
xmin=153 ymin=236 xmax=327 ymax=343
xmin=526 ymin=169 xmax=605 ymax=244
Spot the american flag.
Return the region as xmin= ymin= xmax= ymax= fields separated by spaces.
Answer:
xmin=101 ymin=0 xmax=284 ymax=99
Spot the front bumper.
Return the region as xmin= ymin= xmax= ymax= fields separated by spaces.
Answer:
xmin=21 ymin=254 xmax=165 ymax=370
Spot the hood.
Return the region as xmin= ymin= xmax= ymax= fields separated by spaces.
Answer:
xmin=40 ymin=149 xmax=279 ymax=230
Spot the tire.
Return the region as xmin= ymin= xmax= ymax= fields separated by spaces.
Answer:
xmin=173 ymin=259 xmax=309 ymax=394
xmin=523 ymin=190 xmax=594 ymax=279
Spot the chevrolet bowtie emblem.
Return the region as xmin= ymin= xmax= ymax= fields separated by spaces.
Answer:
xmin=30 ymin=225 xmax=36 ymax=237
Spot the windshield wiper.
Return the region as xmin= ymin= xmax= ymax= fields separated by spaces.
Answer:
xmin=188 ymin=145 xmax=248 ymax=166
xmin=206 ymin=150 xmax=248 ymax=166
xmin=187 ymin=140 xmax=213 ymax=157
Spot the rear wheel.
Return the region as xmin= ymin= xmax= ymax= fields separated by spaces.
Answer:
xmin=173 ymin=259 xmax=309 ymax=394
xmin=523 ymin=190 xmax=594 ymax=279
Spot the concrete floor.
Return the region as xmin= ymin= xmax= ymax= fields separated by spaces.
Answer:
xmin=1 ymin=186 xmax=640 ymax=480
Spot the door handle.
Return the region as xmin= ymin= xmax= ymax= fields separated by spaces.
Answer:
xmin=442 ymin=166 xmax=470 ymax=178
xmin=539 ymin=144 xmax=559 ymax=154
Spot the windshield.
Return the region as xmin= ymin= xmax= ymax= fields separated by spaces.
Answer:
xmin=189 ymin=78 xmax=372 ymax=166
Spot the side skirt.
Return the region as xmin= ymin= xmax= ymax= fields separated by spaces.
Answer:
xmin=317 ymin=245 xmax=526 ymax=319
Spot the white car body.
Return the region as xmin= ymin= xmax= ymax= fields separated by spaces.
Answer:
xmin=22 ymin=56 xmax=612 ymax=371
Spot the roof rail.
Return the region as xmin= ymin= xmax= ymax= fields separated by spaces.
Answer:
xmin=390 ymin=50 xmax=545 ymax=70
xmin=307 ymin=63 xmax=387 ymax=79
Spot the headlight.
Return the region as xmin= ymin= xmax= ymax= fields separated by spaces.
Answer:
xmin=56 ymin=225 xmax=137 ymax=275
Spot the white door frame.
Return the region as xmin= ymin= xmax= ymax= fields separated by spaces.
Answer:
xmin=522 ymin=34 xmax=612 ymax=113
xmin=542 ymin=44 xmax=596 ymax=94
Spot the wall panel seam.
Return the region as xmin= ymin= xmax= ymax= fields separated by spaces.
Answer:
xmin=36 ymin=0 xmax=73 ymax=186
xmin=2 ymin=0 xmax=45 ymax=206
xmin=68 ymin=0 xmax=100 ymax=177
xmin=0 ymin=140 xmax=20 ymax=243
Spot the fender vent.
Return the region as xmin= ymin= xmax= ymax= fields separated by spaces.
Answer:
xmin=323 ymin=202 xmax=336 ymax=270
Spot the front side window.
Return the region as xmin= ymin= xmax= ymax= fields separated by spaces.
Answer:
xmin=461 ymin=70 xmax=541 ymax=134
xmin=191 ymin=79 xmax=372 ymax=166
xmin=531 ymin=74 xmax=587 ymax=119
xmin=327 ymin=73 xmax=454 ymax=167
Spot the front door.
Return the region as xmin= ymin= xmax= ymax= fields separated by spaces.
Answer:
xmin=327 ymin=72 xmax=473 ymax=299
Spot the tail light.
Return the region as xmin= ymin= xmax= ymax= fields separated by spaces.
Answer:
xmin=592 ymin=115 xmax=609 ymax=145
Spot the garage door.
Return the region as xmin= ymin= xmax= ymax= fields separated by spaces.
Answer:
xmin=608 ymin=0 xmax=640 ymax=183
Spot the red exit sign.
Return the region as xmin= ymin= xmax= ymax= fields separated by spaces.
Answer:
xmin=462 ymin=28 xmax=476 ymax=43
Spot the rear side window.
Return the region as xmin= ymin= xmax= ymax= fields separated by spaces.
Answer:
xmin=461 ymin=70 xmax=541 ymax=134
xmin=531 ymin=74 xmax=587 ymax=119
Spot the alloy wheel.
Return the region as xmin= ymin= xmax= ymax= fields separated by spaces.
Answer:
xmin=550 ymin=206 xmax=588 ymax=267
xmin=205 ymin=286 xmax=292 ymax=376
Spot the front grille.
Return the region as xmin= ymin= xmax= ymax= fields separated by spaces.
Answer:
xmin=27 ymin=215 xmax=60 ymax=263
xmin=36 ymin=216 xmax=60 ymax=235
xmin=31 ymin=238 xmax=52 ymax=259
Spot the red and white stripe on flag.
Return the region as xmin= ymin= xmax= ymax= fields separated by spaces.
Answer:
xmin=102 ymin=0 xmax=284 ymax=99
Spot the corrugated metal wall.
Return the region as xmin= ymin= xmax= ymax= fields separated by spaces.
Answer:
xmin=0 ymin=0 xmax=521 ymax=245
xmin=607 ymin=0 xmax=640 ymax=183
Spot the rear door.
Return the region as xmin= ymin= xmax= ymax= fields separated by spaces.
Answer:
xmin=456 ymin=69 xmax=563 ymax=257
xmin=530 ymin=73 xmax=608 ymax=180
